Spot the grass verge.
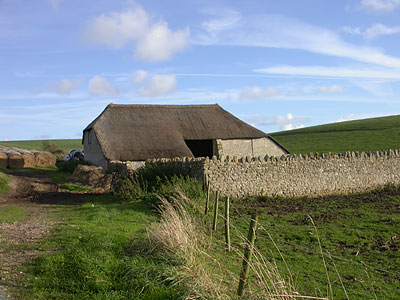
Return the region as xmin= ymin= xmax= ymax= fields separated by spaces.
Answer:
xmin=0 ymin=171 xmax=10 ymax=194
xmin=16 ymin=195 xmax=187 ymax=300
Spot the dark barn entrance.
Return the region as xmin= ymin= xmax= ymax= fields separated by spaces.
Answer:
xmin=185 ymin=139 xmax=213 ymax=158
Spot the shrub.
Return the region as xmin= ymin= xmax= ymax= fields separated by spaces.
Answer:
xmin=42 ymin=141 xmax=64 ymax=156
xmin=56 ymin=160 xmax=90 ymax=174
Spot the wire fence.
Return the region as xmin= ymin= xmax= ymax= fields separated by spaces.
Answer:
xmin=198 ymin=181 xmax=399 ymax=299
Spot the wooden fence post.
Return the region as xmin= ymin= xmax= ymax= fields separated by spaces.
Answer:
xmin=237 ymin=213 xmax=258 ymax=297
xmin=204 ymin=174 xmax=211 ymax=215
xmin=212 ymin=191 xmax=220 ymax=231
xmin=224 ymin=196 xmax=231 ymax=251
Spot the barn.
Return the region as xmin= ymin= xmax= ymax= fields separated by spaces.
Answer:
xmin=83 ymin=104 xmax=288 ymax=170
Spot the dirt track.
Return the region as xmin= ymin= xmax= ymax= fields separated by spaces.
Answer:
xmin=0 ymin=169 xmax=99 ymax=299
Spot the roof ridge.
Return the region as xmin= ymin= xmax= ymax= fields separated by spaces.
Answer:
xmin=107 ymin=103 xmax=220 ymax=108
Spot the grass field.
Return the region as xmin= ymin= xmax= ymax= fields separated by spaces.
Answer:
xmin=271 ymin=114 xmax=400 ymax=154
xmin=1 ymin=168 xmax=399 ymax=299
xmin=0 ymin=139 xmax=81 ymax=153
xmin=207 ymin=190 xmax=400 ymax=299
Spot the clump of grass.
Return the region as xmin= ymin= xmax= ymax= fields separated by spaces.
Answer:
xmin=60 ymin=183 xmax=93 ymax=193
xmin=150 ymin=190 xmax=229 ymax=299
xmin=150 ymin=186 xmax=304 ymax=299
xmin=0 ymin=171 xmax=10 ymax=194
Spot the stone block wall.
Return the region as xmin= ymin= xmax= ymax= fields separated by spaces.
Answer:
xmin=113 ymin=149 xmax=400 ymax=199
xmin=204 ymin=150 xmax=400 ymax=198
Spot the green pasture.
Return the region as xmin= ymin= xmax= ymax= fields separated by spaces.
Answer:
xmin=0 ymin=139 xmax=82 ymax=154
xmin=271 ymin=114 xmax=400 ymax=154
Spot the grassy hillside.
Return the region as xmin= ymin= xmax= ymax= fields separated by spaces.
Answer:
xmin=271 ymin=115 xmax=400 ymax=154
xmin=0 ymin=139 xmax=82 ymax=153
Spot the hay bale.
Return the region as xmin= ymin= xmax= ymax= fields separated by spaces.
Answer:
xmin=68 ymin=165 xmax=112 ymax=190
xmin=34 ymin=152 xmax=56 ymax=167
xmin=21 ymin=152 xmax=36 ymax=168
xmin=8 ymin=152 xmax=24 ymax=169
xmin=0 ymin=152 xmax=7 ymax=168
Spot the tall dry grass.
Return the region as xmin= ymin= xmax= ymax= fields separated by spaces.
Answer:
xmin=149 ymin=187 xmax=328 ymax=299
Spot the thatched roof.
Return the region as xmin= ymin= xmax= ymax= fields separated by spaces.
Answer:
xmin=83 ymin=104 xmax=285 ymax=161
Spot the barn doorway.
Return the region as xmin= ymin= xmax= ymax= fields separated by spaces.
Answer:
xmin=185 ymin=139 xmax=214 ymax=158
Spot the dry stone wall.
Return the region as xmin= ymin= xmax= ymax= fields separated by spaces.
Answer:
xmin=116 ymin=149 xmax=400 ymax=198
xmin=204 ymin=151 xmax=400 ymax=198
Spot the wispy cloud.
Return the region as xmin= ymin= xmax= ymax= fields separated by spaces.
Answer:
xmin=194 ymin=13 xmax=400 ymax=68
xmin=319 ymin=84 xmax=345 ymax=94
xmin=240 ymin=86 xmax=279 ymax=99
xmin=83 ymin=6 xmax=189 ymax=62
xmin=255 ymin=65 xmax=400 ymax=80
xmin=342 ymin=24 xmax=400 ymax=40
xmin=358 ymin=0 xmax=400 ymax=13
xmin=47 ymin=79 xmax=81 ymax=95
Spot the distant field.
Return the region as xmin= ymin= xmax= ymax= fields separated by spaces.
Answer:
xmin=271 ymin=115 xmax=400 ymax=154
xmin=0 ymin=139 xmax=82 ymax=153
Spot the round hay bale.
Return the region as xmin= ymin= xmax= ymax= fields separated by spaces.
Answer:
xmin=35 ymin=152 xmax=56 ymax=167
xmin=0 ymin=152 xmax=7 ymax=168
xmin=21 ymin=152 xmax=36 ymax=168
xmin=8 ymin=152 xmax=24 ymax=169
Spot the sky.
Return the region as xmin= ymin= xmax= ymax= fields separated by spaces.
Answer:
xmin=1 ymin=0 xmax=400 ymax=141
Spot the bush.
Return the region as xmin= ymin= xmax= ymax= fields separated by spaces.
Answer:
xmin=113 ymin=164 xmax=204 ymax=207
xmin=56 ymin=160 xmax=90 ymax=174
xmin=42 ymin=141 xmax=64 ymax=156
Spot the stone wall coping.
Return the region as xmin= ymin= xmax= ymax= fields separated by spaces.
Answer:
xmin=135 ymin=149 xmax=400 ymax=165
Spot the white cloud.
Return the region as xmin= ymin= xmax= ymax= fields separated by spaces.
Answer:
xmin=135 ymin=22 xmax=189 ymax=62
xmin=246 ymin=113 xmax=309 ymax=131
xmin=47 ymin=79 xmax=81 ymax=95
xmin=83 ymin=7 xmax=189 ymax=62
xmin=240 ymin=86 xmax=279 ymax=99
xmin=255 ymin=65 xmax=400 ymax=80
xmin=359 ymin=0 xmax=400 ymax=13
xmin=194 ymin=13 xmax=400 ymax=68
xmin=319 ymin=84 xmax=345 ymax=94
xmin=138 ymin=74 xmax=177 ymax=97
xmin=83 ymin=8 xmax=149 ymax=48
xmin=88 ymin=75 xmax=118 ymax=96
xmin=342 ymin=24 xmax=400 ymax=40
xmin=131 ymin=70 xmax=148 ymax=83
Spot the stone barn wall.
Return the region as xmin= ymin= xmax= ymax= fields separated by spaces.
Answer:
xmin=215 ymin=137 xmax=286 ymax=158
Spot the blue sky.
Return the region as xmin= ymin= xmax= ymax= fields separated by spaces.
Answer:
xmin=1 ymin=0 xmax=400 ymax=140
